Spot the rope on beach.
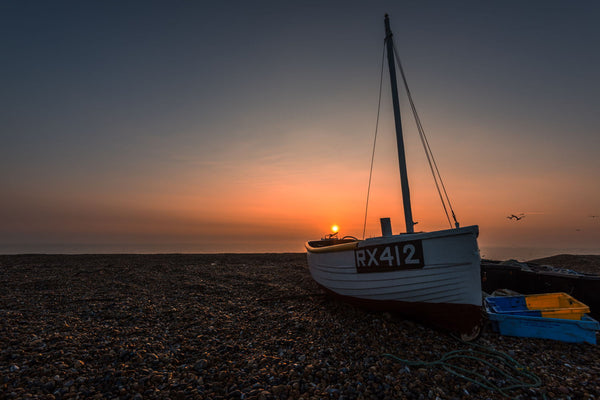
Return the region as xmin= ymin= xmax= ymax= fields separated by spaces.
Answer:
xmin=383 ymin=338 xmax=543 ymax=399
xmin=256 ymin=293 xmax=326 ymax=303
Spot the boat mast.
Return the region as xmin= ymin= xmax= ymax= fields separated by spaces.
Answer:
xmin=384 ymin=14 xmax=415 ymax=234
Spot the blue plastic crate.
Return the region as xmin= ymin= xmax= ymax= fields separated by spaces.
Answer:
xmin=485 ymin=293 xmax=590 ymax=320
xmin=486 ymin=310 xmax=599 ymax=344
xmin=486 ymin=296 xmax=541 ymax=317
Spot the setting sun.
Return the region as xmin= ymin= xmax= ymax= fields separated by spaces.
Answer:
xmin=331 ymin=225 xmax=339 ymax=233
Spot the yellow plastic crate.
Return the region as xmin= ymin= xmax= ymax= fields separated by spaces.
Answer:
xmin=524 ymin=292 xmax=590 ymax=320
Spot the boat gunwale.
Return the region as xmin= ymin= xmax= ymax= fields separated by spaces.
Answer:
xmin=306 ymin=225 xmax=478 ymax=255
xmin=359 ymin=225 xmax=478 ymax=246
xmin=305 ymin=240 xmax=358 ymax=253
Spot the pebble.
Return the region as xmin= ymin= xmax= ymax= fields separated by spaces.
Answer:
xmin=1 ymin=253 xmax=599 ymax=399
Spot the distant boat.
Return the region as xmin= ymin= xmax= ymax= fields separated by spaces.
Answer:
xmin=481 ymin=260 xmax=600 ymax=320
xmin=306 ymin=15 xmax=482 ymax=339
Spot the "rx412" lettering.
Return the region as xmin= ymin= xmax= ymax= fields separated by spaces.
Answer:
xmin=355 ymin=240 xmax=424 ymax=273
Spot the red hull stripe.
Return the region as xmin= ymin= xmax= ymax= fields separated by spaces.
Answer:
xmin=318 ymin=284 xmax=482 ymax=334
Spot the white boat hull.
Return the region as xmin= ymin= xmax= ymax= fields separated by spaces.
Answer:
xmin=306 ymin=225 xmax=482 ymax=334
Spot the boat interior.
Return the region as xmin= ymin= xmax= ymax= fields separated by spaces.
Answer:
xmin=307 ymin=238 xmax=358 ymax=248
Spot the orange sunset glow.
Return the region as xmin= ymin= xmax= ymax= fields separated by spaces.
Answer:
xmin=1 ymin=2 xmax=599 ymax=260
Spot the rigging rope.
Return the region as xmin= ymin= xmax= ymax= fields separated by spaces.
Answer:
xmin=392 ymin=42 xmax=460 ymax=228
xmin=363 ymin=38 xmax=462 ymax=234
xmin=362 ymin=43 xmax=387 ymax=239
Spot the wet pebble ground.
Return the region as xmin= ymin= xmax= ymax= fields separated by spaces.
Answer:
xmin=1 ymin=254 xmax=599 ymax=399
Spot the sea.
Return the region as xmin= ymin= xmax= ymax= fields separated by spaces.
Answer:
xmin=1 ymin=243 xmax=599 ymax=262
xmin=480 ymin=246 xmax=600 ymax=262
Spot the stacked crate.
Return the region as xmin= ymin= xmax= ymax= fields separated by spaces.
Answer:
xmin=485 ymin=292 xmax=599 ymax=344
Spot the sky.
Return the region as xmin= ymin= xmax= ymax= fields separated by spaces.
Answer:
xmin=1 ymin=1 xmax=599 ymax=259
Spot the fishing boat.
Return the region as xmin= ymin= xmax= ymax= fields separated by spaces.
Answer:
xmin=305 ymin=15 xmax=482 ymax=338
xmin=481 ymin=259 xmax=600 ymax=319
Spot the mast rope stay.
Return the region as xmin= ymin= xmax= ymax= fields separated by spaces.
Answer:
xmin=363 ymin=34 xmax=461 ymax=236
xmin=392 ymin=42 xmax=460 ymax=229
xmin=362 ymin=42 xmax=387 ymax=239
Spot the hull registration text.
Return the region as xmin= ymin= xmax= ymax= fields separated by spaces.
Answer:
xmin=355 ymin=240 xmax=424 ymax=273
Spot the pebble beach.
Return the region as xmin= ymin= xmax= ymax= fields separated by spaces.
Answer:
xmin=1 ymin=253 xmax=599 ymax=400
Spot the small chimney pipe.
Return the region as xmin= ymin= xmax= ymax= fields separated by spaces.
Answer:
xmin=380 ymin=218 xmax=392 ymax=237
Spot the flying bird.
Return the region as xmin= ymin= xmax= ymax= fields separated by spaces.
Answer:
xmin=507 ymin=213 xmax=526 ymax=221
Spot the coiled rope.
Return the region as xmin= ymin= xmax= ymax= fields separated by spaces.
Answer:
xmin=383 ymin=339 xmax=543 ymax=398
